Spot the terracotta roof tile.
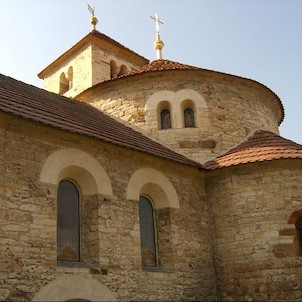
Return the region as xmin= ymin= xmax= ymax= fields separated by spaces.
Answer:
xmin=0 ymin=74 xmax=202 ymax=168
xmin=124 ymin=59 xmax=199 ymax=76
xmin=204 ymin=130 xmax=302 ymax=170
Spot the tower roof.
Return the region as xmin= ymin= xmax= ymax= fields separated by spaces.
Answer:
xmin=204 ymin=130 xmax=302 ymax=170
xmin=38 ymin=30 xmax=149 ymax=80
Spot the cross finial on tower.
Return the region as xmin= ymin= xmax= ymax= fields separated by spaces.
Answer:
xmin=88 ymin=3 xmax=98 ymax=31
xmin=87 ymin=3 xmax=95 ymax=16
xmin=150 ymin=13 xmax=164 ymax=60
xmin=150 ymin=13 xmax=163 ymax=34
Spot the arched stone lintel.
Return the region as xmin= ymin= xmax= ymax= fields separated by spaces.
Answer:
xmin=145 ymin=89 xmax=207 ymax=111
xmin=39 ymin=148 xmax=113 ymax=196
xmin=126 ymin=167 xmax=180 ymax=209
xmin=32 ymin=275 xmax=117 ymax=301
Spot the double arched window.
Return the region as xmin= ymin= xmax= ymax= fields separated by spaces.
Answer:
xmin=139 ymin=196 xmax=158 ymax=267
xmin=57 ymin=180 xmax=80 ymax=262
xmin=110 ymin=60 xmax=129 ymax=79
xmin=158 ymin=104 xmax=196 ymax=129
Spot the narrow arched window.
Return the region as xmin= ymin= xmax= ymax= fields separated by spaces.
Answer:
xmin=139 ymin=196 xmax=157 ymax=267
xmin=59 ymin=68 xmax=73 ymax=95
xmin=296 ymin=217 xmax=302 ymax=256
xmin=110 ymin=60 xmax=118 ymax=79
xmin=57 ymin=180 xmax=80 ymax=262
xmin=67 ymin=66 xmax=73 ymax=90
xmin=118 ymin=64 xmax=128 ymax=77
xmin=59 ymin=72 xmax=69 ymax=95
xmin=184 ymin=108 xmax=195 ymax=127
xmin=160 ymin=109 xmax=171 ymax=129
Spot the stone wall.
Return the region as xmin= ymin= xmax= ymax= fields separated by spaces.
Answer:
xmin=206 ymin=160 xmax=302 ymax=301
xmin=0 ymin=112 xmax=216 ymax=301
xmin=43 ymin=44 xmax=93 ymax=97
xmin=80 ymin=70 xmax=282 ymax=164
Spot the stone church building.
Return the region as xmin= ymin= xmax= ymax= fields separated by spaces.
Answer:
xmin=1 ymin=14 xmax=302 ymax=301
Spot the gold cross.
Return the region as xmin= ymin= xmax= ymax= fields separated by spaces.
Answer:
xmin=150 ymin=13 xmax=163 ymax=34
xmin=87 ymin=3 xmax=95 ymax=16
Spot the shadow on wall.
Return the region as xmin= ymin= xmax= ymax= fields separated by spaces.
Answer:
xmin=32 ymin=276 xmax=117 ymax=301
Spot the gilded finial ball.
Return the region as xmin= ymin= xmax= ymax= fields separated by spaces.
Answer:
xmin=154 ymin=39 xmax=164 ymax=50
xmin=90 ymin=16 xmax=98 ymax=28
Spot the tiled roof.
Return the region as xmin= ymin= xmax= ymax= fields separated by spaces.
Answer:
xmin=204 ymin=130 xmax=302 ymax=170
xmin=0 ymin=74 xmax=202 ymax=168
xmin=125 ymin=59 xmax=199 ymax=76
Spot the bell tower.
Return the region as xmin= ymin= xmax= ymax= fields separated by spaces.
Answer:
xmin=38 ymin=7 xmax=148 ymax=98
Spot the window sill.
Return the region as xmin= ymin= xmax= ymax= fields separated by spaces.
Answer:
xmin=57 ymin=261 xmax=108 ymax=275
xmin=142 ymin=266 xmax=173 ymax=273
xmin=57 ymin=261 xmax=93 ymax=268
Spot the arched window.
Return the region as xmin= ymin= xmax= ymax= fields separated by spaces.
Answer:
xmin=296 ymin=217 xmax=302 ymax=256
xmin=139 ymin=196 xmax=157 ymax=267
xmin=57 ymin=180 xmax=80 ymax=262
xmin=59 ymin=67 xmax=73 ymax=95
xmin=110 ymin=60 xmax=118 ymax=79
xmin=184 ymin=107 xmax=195 ymax=127
xmin=160 ymin=109 xmax=171 ymax=129
xmin=67 ymin=66 xmax=73 ymax=90
xmin=118 ymin=64 xmax=128 ymax=77
xmin=59 ymin=73 xmax=69 ymax=95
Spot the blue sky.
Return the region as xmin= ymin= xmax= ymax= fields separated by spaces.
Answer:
xmin=1 ymin=0 xmax=301 ymax=143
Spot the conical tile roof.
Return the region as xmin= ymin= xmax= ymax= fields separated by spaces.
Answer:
xmin=204 ymin=130 xmax=302 ymax=170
